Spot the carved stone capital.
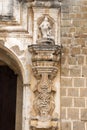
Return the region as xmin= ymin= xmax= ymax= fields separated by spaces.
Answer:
xmin=29 ymin=39 xmax=61 ymax=79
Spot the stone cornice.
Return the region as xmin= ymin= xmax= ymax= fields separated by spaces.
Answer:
xmin=24 ymin=0 xmax=62 ymax=8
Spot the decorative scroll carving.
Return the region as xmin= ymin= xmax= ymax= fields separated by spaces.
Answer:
xmin=29 ymin=38 xmax=61 ymax=130
xmin=33 ymin=73 xmax=55 ymax=121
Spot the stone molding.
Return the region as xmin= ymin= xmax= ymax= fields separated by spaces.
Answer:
xmin=25 ymin=0 xmax=62 ymax=8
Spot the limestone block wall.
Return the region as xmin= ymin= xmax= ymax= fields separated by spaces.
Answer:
xmin=61 ymin=0 xmax=87 ymax=130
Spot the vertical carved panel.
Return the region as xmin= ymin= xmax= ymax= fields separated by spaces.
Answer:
xmin=28 ymin=1 xmax=62 ymax=129
xmin=29 ymin=39 xmax=61 ymax=130
xmin=33 ymin=73 xmax=55 ymax=119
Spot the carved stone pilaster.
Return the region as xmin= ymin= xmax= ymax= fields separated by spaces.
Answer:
xmin=28 ymin=38 xmax=61 ymax=130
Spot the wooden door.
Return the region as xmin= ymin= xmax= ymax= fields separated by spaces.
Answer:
xmin=0 ymin=66 xmax=17 ymax=130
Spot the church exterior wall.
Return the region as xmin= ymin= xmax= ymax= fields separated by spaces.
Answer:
xmin=0 ymin=0 xmax=87 ymax=130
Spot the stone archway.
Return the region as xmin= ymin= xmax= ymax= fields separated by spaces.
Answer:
xmin=0 ymin=44 xmax=24 ymax=130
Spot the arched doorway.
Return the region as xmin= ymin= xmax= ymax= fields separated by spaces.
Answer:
xmin=0 ymin=44 xmax=23 ymax=130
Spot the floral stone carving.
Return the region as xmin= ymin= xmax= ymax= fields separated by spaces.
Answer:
xmin=33 ymin=73 xmax=55 ymax=121
xmin=28 ymin=38 xmax=61 ymax=130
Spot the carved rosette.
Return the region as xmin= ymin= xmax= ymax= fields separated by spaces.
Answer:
xmin=28 ymin=38 xmax=61 ymax=130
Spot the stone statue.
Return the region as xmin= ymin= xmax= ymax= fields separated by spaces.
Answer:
xmin=39 ymin=16 xmax=52 ymax=39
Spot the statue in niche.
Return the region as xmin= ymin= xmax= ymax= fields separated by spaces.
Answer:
xmin=39 ymin=16 xmax=53 ymax=39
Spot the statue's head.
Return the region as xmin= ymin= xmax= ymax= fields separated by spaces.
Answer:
xmin=44 ymin=16 xmax=49 ymax=22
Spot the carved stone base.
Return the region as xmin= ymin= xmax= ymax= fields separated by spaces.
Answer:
xmin=30 ymin=118 xmax=58 ymax=129
xmin=37 ymin=38 xmax=55 ymax=45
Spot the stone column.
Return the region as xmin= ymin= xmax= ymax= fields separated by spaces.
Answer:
xmin=22 ymin=84 xmax=31 ymax=130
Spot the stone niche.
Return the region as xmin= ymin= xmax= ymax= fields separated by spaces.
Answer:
xmin=28 ymin=1 xmax=61 ymax=45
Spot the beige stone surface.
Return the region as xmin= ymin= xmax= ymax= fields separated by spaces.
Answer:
xmin=74 ymin=98 xmax=85 ymax=107
xmin=81 ymin=109 xmax=87 ymax=121
xmin=61 ymin=122 xmax=71 ymax=130
xmin=61 ymin=108 xmax=66 ymax=119
xmin=0 ymin=0 xmax=87 ymax=130
xmin=61 ymin=97 xmax=72 ymax=107
xmin=67 ymin=108 xmax=79 ymax=120
xmin=73 ymin=121 xmax=85 ymax=130
xmin=68 ymin=88 xmax=79 ymax=97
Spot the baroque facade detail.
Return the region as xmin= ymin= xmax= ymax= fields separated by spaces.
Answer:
xmin=29 ymin=37 xmax=61 ymax=129
xmin=28 ymin=0 xmax=62 ymax=129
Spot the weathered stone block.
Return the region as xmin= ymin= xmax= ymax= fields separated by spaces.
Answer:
xmin=70 ymin=66 xmax=81 ymax=77
xmin=71 ymin=47 xmax=81 ymax=56
xmin=77 ymin=56 xmax=84 ymax=65
xmin=68 ymin=56 xmax=77 ymax=65
xmin=82 ymin=48 xmax=87 ymax=55
xmin=69 ymin=13 xmax=76 ymax=19
xmin=61 ymin=20 xmax=71 ymax=27
xmin=61 ymin=108 xmax=66 ymax=119
xmin=67 ymin=108 xmax=79 ymax=120
xmin=61 ymin=56 xmax=66 ymax=65
xmin=61 ymin=122 xmax=71 ymax=130
xmin=80 ymin=88 xmax=87 ymax=97
xmin=73 ymin=121 xmax=85 ymax=130
xmin=62 ymin=47 xmax=69 ymax=55
xmin=61 ymin=97 xmax=72 ymax=107
xmin=68 ymin=88 xmax=79 ymax=97
xmin=61 ymin=6 xmax=69 ymax=13
xmin=74 ymin=78 xmax=84 ymax=87
xmin=61 ymin=78 xmax=72 ymax=87
xmin=74 ymin=98 xmax=85 ymax=107
xmin=61 ymin=67 xmax=69 ymax=76
xmin=76 ymin=38 xmax=85 ymax=47
xmin=69 ymin=27 xmax=76 ymax=33
xmin=81 ymin=6 xmax=87 ymax=12
xmin=82 ymin=66 xmax=87 ymax=77
xmin=81 ymin=109 xmax=87 ymax=121
xmin=61 ymin=88 xmax=67 ymax=96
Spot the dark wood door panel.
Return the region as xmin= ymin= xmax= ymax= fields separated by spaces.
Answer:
xmin=0 ymin=66 xmax=17 ymax=130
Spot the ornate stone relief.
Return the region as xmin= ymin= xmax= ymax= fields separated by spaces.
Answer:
xmin=28 ymin=0 xmax=62 ymax=129
xmin=29 ymin=36 xmax=61 ymax=129
xmin=33 ymin=73 xmax=55 ymax=120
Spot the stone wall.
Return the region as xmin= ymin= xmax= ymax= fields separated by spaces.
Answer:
xmin=61 ymin=0 xmax=87 ymax=130
xmin=0 ymin=0 xmax=87 ymax=130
